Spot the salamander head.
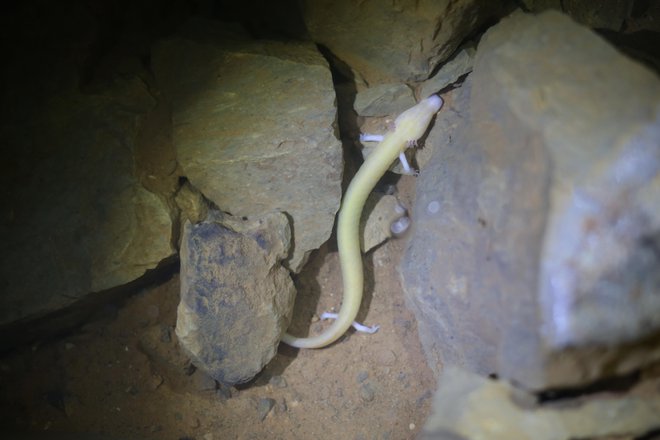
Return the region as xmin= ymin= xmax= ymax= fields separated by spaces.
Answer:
xmin=393 ymin=94 xmax=444 ymax=141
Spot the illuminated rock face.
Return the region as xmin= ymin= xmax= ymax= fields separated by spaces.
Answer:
xmin=401 ymin=11 xmax=660 ymax=390
xmin=152 ymin=21 xmax=342 ymax=274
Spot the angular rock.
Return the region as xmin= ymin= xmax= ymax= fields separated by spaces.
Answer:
xmin=176 ymin=211 xmax=295 ymax=385
xmin=0 ymin=76 xmax=174 ymax=328
xmin=400 ymin=11 xmax=660 ymax=390
xmin=257 ymin=397 xmax=276 ymax=421
xmin=419 ymin=45 xmax=476 ymax=99
xmin=301 ymin=0 xmax=507 ymax=84
xmin=175 ymin=181 xmax=210 ymax=226
xmin=354 ymin=84 xmax=416 ymax=117
xmin=421 ymin=367 xmax=660 ymax=440
xmin=152 ymin=19 xmax=342 ymax=272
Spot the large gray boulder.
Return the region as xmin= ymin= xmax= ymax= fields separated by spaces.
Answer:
xmin=401 ymin=11 xmax=660 ymax=390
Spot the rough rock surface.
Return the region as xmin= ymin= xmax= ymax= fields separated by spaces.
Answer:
xmin=421 ymin=367 xmax=660 ymax=440
xmin=520 ymin=0 xmax=658 ymax=32
xmin=354 ymin=84 xmax=416 ymax=117
xmin=419 ymin=46 xmax=476 ymax=100
xmin=400 ymin=11 xmax=660 ymax=390
xmin=152 ymin=19 xmax=342 ymax=272
xmin=301 ymin=0 xmax=507 ymax=84
xmin=1 ymin=76 xmax=174 ymax=327
xmin=176 ymin=211 xmax=295 ymax=385
xmin=361 ymin=194 xmax=408 ymax=253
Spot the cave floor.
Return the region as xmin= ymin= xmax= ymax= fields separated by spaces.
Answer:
xmin=0 ymin=177 xmax=435 ymax=440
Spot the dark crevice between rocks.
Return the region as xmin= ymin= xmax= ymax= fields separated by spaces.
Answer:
xmin=537 ymin=368 xmax=641 ymax=403
xmin=634 ymin=427 xmax=660 ymax=440
xmin=437 ymin=71 xmax=472 ymax=97
xmin=427 ymin=0 xmax=516 ymax=83
xmin=426 ymin=41 xmax=474 ymax=94
xmin=213 ymin=0 xmax=309 ymax=41
xmin=315 ymin=43 xmax=361 ymax=195
xmin=598 ymin=28 xmax=660 ymax=74
xmin=569 ymin=427 xmax=660 ymax=440
xmin=312 ymin=43 xmax=360 ymax=250
xmin=640 ymin=233 xmax=660 ymax=259
xmin=77 ymin=2 xmax=205 ymax=92
xmin=0 ymin=255 xmax=179 ymax=356
xmin=514 ymin=0 xmax=532 ymax=13
xmin=168 ymin=175 xmax=188 ymax=249
xmin=631 ymin=0 xmax=653 ymax=18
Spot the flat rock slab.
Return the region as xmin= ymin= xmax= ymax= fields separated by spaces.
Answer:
xmin=176 ymin=211 xmax=295 ymax=385
xmin=152 ymin=19 xmax=342 ymax=272
xmin=400 ymin=10 xmax=660 ymax=390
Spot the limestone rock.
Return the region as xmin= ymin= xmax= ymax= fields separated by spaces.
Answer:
xmin=301 ymin=0 xmax=507 ymax=84
xmin=354 ymin=84 xmax=416 ymax=117
xmin=421 ymin=367 xmax=660 ymax=440
xmin=400 ymin=11 xmax=660 ymax=390
xmin=176 ymin=211 xmax=295 ymax=385
xmin=152 ymin=19 xmax=342 ymax=272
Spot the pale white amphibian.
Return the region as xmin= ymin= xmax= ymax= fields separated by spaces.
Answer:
xmin=282 ymin=95 xmax=444 ymax=348
xmin=360 ymin=134 xmax=416 ymax=175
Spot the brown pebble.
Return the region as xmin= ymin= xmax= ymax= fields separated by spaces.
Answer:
xmin=269 ymin=375 xmax=287 ymax=388
xmin=257 ymin=398 xmax=276 ymax=421
xmin=360 ymin=383 xmax=375 ymax=402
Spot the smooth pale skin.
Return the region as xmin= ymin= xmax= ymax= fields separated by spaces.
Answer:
xmin=282 ymin=95 xmax=444 ymax=348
